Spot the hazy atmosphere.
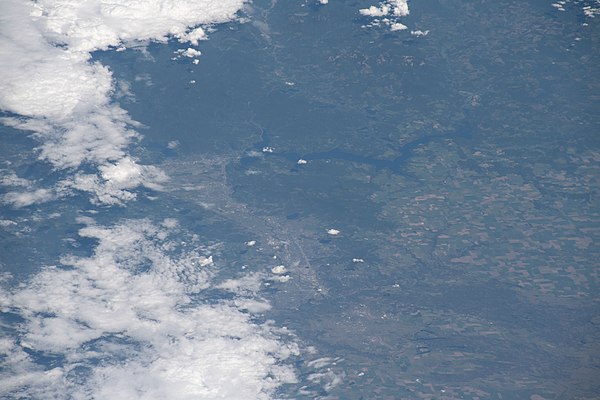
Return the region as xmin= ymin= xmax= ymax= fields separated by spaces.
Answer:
xmin=1 ymin=0 xmax=599 ymax=398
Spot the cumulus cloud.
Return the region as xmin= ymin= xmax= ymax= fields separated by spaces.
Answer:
xmin=359 ymin=0 xmax=411 ymax=32
xmin=551 ymin=0 xmax=600 ymax=17
xmin=0 ymin=171 xmax=31 ymax=188
xmin=63 ymin=168 xmax=167 ymax=206
xmin=32 ymin=0 xmax=245 ymax=53
xmin=2 ymin=188 xmax=55 ymax=208
xmin=389 ymin=0 xmax=410 ymax=16
xmin=0 ymin=1 xmax=308 ymax=397
xmin=360 ymin=5 xmax=391 ymax=17
xmin=0 ymin=219 xmax=298 ymax=399
xmin=0 ymin=0 xmax=246 ymax=205
xmin=0 ymin=170 xmax=59 ymax=208
xmin=0 ymin=1 xmax=324 ymax=398
xmin=390 ymin=22 xmax=408 ymax=31
xmin=56 ymin=157 xmax=169 ymax=205
xmin=176 ymin=27 xmax=208 ymax=45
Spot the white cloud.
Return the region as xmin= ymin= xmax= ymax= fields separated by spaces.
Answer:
xmin=34 ymin=0 xmax=245 ymax=53
xmin=583 ymin=5 xmax=600 ymax=18
xmin=0 ymin=1 xmax=346 ymax=397
xmin=360 ymin=5 xmax=390 ymax=17
xmin=551 ymin=0 xmax=600 ymax=17
xmin=272 ymin=265 xmax=287 ymax=274
xmin=0 ymin=0 xmax=246 ymax=205
xmin=0 ymin=339 xmax=66 ymax=399
xmin=411 ymin=29 xmax=429 ymax=36
xmin=390 ymin=22 xmax=408 ymax=31
xmin=0 ymin=2 xmax=309 ymax=394
xmin=0 ymin=220 xmax=17 ymax=228
xmin=59 ymin=159 xmax=168 ymax=205
xmin=176 ymin=27 xmax=208 ymax=45
xmin=2 ymin=188 xmax=55 ymax=208
xmin=297 ymin=357 xmax=344 ymax=397
xmin=359 ymin=0 xmax=411 ymax=32
xmin=390 ymin=0 xmax=410 ymax=17
xmin=1 ymin=219 xmax=298 ymax=399
xmin=175 ymin=47 xmax=202 ymax=58
xmin=0 ymin=171 xmax=32 ymax=188
xmin=217 ymin=272 xmax=266 ymax=295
